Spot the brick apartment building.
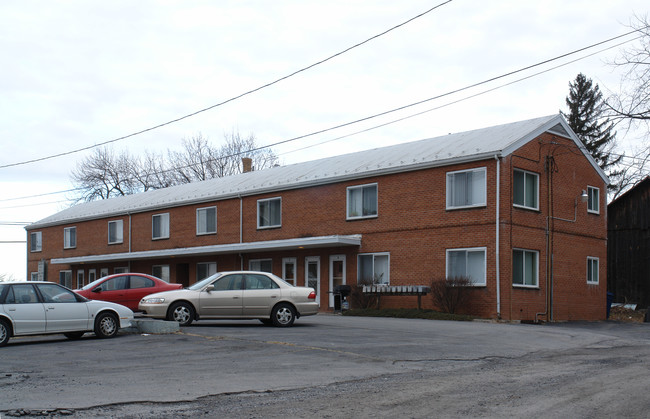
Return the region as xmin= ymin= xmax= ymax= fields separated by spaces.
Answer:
xmin=25 ymin=114 xmax=608 ymax=321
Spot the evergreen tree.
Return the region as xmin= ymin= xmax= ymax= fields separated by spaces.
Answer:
xmin=561 ymin=73 xmax=622 ymax=190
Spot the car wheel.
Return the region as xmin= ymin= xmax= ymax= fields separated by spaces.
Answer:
xmin=94 ymin=312 xmax=119 ymax=339
xmin=0 ymin=319 xmax=10 ymax=347
xmin=64 ymin=332 xmax=85 ymax=340
xmin=271 ymin=303 xmax=296 ymax=327
xmin=168 ymin=302 xmax=194 ymax=326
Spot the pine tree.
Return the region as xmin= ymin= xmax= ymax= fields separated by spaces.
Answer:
xmin=561 ymin=73 xmax=622 ymax=190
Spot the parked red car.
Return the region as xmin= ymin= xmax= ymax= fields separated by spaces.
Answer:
xmin=76 ymin=273 xmax=182 ymax=311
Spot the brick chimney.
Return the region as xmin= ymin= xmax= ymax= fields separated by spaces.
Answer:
xmin=242 ymin=157 xmax=253 ymax=173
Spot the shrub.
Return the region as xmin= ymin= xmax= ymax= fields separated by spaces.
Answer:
xmin=430 ymin=276 xmax=472 ymax=314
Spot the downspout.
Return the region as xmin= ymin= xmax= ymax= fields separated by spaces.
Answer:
xmin=128 ymin=212 xmax=132 ymax=272
xmin=495 ymin=155 xmax=501 ymax=319
xmin=239 ymin=195 xmax=244 ymax=270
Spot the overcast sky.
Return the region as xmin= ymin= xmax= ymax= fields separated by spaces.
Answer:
xmin=1 ymin=0 xmax=647 ymax=280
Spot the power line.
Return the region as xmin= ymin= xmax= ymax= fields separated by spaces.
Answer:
xmin=0 ymin=1 xmax=453 ymax=170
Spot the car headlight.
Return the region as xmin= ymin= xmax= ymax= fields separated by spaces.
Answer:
xmin=141 ymin=298 xmax=166 ymax=304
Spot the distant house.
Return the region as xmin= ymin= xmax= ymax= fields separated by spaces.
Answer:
xmin=608 ymin=177 xmax=650 ymax=309
xmin=25 ymin=114 xmax=608 ymax=321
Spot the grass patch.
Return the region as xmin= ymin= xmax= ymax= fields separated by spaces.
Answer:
xmin=341 ymin=308 xmax=475 ymax=321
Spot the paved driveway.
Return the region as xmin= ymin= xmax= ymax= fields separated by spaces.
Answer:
xmin=2 ymin=315 xmax=649 ymax=417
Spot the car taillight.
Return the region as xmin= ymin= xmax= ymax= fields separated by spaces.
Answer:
xmin=307 ymin=291 xmax=316 ymax=300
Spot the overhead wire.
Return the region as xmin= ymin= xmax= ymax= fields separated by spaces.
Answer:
xmin=0 ymin=1 xmax=453 ymax=170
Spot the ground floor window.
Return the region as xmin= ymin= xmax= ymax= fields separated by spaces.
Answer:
xmin=100 ymin=268 xmax=109 ymax=277
xmin=197 ymin=262 xmax=217 ymax=281
xmin=587 ymin=257 xmax=599 ymax=284
xmin=59 ymin=270 xmax=72 ymax=288
xmin=115 ymin=267 xmax=128 ymax=274
xmin=358 ymin=253 xmax=389 ymax=285
xmin=446 ymin=247 xmax=486 ymax=286
xmin=513 ymin=249 xmax=539 ymax=287
xmin=153 ymin=265 xmax=170 ymax=282
xmin=30 ymin=272 xmax=38 ymax=281
xmin=76 ymin=270 xmax=85 ymax=289
xmin=250 ymin=259 xmax=273 ymax=273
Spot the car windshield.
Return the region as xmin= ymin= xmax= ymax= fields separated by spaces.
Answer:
xmin=80 ymin=276 xmax=111 ymax=290
xmin=188 ymin=273 xmax=224 ymax=290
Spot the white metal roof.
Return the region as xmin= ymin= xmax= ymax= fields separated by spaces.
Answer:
xmin=28 ymin=114 xmax=607 ymax=229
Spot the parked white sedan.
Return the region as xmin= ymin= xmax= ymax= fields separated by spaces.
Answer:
xmin=0 ymin=281 xmax=134 ymax=347
xmin=139 ymin=271 xmax=319 ymax=327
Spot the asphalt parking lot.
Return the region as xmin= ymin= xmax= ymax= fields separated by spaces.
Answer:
xmin=2 ymin=314 xmax=650 ymax=418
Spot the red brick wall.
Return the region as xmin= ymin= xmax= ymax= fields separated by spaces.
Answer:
xmin=27 ymin=132 xmax=607 ymax=320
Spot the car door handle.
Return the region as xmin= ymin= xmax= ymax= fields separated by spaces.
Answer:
xmin=8 ymin=308 xmax=16 ymax=311
xmin=47 ymin=306 xmax=55 ymax=310
xmin=232 ymin=296 xmax=240 ymax=299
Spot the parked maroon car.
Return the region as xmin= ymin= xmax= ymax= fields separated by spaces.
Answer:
xmin=76 ymin=273 xmax=182 ymax=311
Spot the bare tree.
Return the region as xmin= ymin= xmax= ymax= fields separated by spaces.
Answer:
xmin=70 ymin=147 xmax=138 ymax=203
xmin=607 ymin=15 xmax=650 ymax=126
xmin=167 ymin=133 xmax=220 ymax=184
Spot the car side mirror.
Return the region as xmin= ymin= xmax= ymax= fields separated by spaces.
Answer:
xmin=205 ymin=284 xmax=214 ymax=293
xmin=92 ymin=287 xmax=102 ymax=293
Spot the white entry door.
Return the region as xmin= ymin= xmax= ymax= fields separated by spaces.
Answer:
xmin=305 ymin=256 xmax=320 ymax=307
xmin=329 ymin=255 xmax=346 ymax=308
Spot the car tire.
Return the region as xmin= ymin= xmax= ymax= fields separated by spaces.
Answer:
xmin=94 ymin=312 xmax=119 ymax=339
xmin=168 ymin=302 xmax=194 ymax=327
xmin=0 ymin=319 xmax=10 ymax=347
xmin=271 ymin=303 xmax=296 ymax=327
xmin=64 ymin=332 xmax=85 ymax=340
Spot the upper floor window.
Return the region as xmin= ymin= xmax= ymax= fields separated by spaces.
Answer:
xmin=30 ymin=231 xmax=42 ymax=252
xmin=108 ymin=219 xmax=124 ymax=244
xmin=513 ymin=169 xmax=539 ymax=210
xmin=64 ymin=227 xmax=76 ymax=249
xmin=446 ymin=168 xmax=486 ymax=209
xmin=347 ymin=183 xmax=378 ymax=220
xmin=258 ymin=198 xmax=281 ymax=229
xmin=513 ymin=248 xmax=539 ymax=288
xmin=446 ymin=247 xmax=486 ymax=286
xmin=587 ymin=186 xmax=600 ymax=214
xmin=197 ymin=206 xmax=217 ymax=235
xmin=587 ymin=257 xmax=599 ymax=284
xmin=152 ymin=213 xmax=170 ymax=240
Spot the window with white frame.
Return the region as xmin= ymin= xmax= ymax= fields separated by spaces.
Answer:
xmin=108 ymin=219 xmax=124 ymax=244
xmin=100 ymin=268 xmax=109 ymax=277
xmin=587 ymin=186 xmax=599 ymax=214
xmin=77 ymin=270 xmax=85 ymax=288
xmin=114 ymin=267 xmax=128 ymax=274
xmin=446 ymin=247 xmax=486 ymax=286
xmin=197 ymin=206 xmax=217 ymax=235
xmin=152 ymin=265 xmax=170 ymax=282
xmin=30 ymin=272 xmax=39 ymax=281
xmin=197 ymin=262 xmax=217 ymax=281
xmin=64 ymin=227 xmax=76 ymax=249
xmin=30 ymin=231 xmax=42 ymax=252
xmin=249 ymin=259 xmax=273 ymax=273
xmin=152 ymin=213 xmax=170 ymax=239
xmin=513 ymin=169 xmax=539 ymax=210
xmin=282 ymin=258 xmax=297 ymax=286
xmin=446 ymin=168 xmax=486 ymax=209
xmin=88 ymin=269 xmax=97 ymax=283
xmin=587 ymin=257 xmax=599 ymax=284
xmin=357 ymin=253 xmax=389 ymax=285
xmin=257 ymin=198 xmax=281 ymax=229
xmin=59 ymin=270 xmax=72 ymax=288
xmin=513 ymin=249 xmax=539 ymax=287
xmin=347 ymin=183 xmax=378 ymax=219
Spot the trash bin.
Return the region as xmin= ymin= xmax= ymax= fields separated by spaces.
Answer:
xmin=606 ymin=292 xmax=614 ymax=319
xmin=333 ymin=285 xmax=351 ymax=312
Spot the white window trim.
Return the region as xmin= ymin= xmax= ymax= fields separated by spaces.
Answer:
xmin=196 ymin=262 xmax=217 ymax=281
xmin=357 ymin=252 xmax=390 ymax=285
xmin=88 ymin=269 xmax=97 ymax=283
xmin=587 ymin=186 xmax=600 ymax=214
xmin=282 ymin=257 xmax=297 ymax=286
xmin=152 ymin=213 xmax=170 ymax=240
xmin=59 ymin=270 xmax=72 ymax=288
xmin=30 ymin=272 xmax=39 ymax=281
xmin=346 ymin=183 xmax=378 ymax=220
xmin=100 ymin=268 xmax=109 ymax=277
xmin=587 ymin=257 xmax=599 ymax=284
xmin=196 ymin=206 xmax=217 ymax=235
xmin=114 ymin=267 xmax=129 ymax=274
xmin=445 ymin=247 xmax=487 ymax=286
xmin=152 ymin=265 xmax=170 ymax=282
xmin=513 ymin=169 xmax=540 ymax=211
xmin=249 ymin=258 xmax=273 ymax=272
xmin=512 ymin=248 xmax=539 ymax=288
xmin=64 ymin=226 xmax=77 ymax=249
xmin=257 ymin=197 xmax=282 ymax=229
xmin=108 ymin=219 xmax=124 ymax=244
xmin=76 ymin=270 xmax=85 ymax=289
xmin=30 ymin=231 xmax=42 ymax=252
xmin=446 ymin=167 xmax=487 ymax=210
